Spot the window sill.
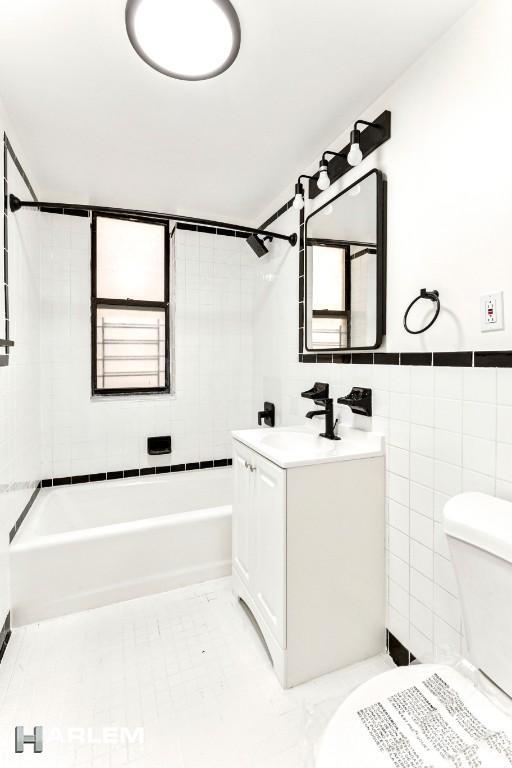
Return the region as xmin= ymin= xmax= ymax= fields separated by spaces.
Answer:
xmin=91 ymin=392 xmax=176 ymax=403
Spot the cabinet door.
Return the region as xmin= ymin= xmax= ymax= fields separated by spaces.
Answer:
xmin=232 ymin=441 xmax=255 ymax=587
xmin=254 ymin=454 xmax=286 ymax=647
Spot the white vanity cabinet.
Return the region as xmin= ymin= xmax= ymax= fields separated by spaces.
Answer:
xmin=231 ymin=426 xmax=385 ymax=689
xmin=232 ymin=441 xmax=286 ymax=646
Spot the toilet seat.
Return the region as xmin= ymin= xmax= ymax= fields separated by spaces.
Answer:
xmin=316 ymin=663 xmax=512 ymax=767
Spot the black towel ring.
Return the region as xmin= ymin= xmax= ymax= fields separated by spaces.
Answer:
xmin=403 ymin=288 xmax=440 ymax=335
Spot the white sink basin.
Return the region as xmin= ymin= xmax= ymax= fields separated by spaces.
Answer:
xmin=231 ymin=424 xmax=384 ymax=469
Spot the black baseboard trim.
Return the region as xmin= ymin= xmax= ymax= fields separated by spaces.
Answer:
xmin=0 ymin=613 xmax=11 ymax=664
xmin=386 ymin=629 xmax=416 ymax=667
xmin=9 ymin=484 xmax=40 ymax=543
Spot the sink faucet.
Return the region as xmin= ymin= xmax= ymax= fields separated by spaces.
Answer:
xmin=301 ymin=382 xmax=340 ymax=441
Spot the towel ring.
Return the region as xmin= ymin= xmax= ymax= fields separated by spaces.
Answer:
xmin=403 ymin=289 xmax=440 ymax=335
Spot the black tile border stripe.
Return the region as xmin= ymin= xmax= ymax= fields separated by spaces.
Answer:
xmin=3 ymin=133 xmax=38 ymax=361
xmin=40 ymin=457 xmax=233 ymax=490
xmin=297 ymin=349 xmax=512 ymax=369
xmin=0 ymin=612 xmax=11 ymax=665
xmin=386 ymin=629 xmax=415 ymax=667
xmin=9 ymin=484 xmax=40 ymax=543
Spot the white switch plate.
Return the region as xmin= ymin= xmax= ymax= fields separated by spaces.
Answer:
xmin=481 ymin=291 xmax=504 ymax=331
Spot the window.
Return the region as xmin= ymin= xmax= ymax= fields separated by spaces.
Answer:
xmin=91 ymin=213 xmax=170 ymax=395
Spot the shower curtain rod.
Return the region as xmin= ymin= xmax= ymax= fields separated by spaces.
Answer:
xmin=9 ymin=194 xmax=297 ymax=247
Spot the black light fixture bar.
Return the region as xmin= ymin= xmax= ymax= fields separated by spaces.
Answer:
xmin=9 ymin=195 xmax=297 ymax=247
xmin=310 ymin=109 xmax=391 ymax=199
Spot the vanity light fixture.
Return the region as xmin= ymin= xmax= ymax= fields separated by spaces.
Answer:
xmin=125 ymin=0 xmax=241 ymax=81
xmin=347 ymin=120 xmax=383 ymax=166
xmin=317 ymin=151 xmax=348 ymax=192
xmin=293 ymin=175 xmax=315 ymax=211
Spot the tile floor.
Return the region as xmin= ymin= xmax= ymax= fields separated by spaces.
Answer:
xmin=0 ymin=578 xmax=393 ymax=767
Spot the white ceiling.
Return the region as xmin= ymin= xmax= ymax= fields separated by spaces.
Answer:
xmin=0 ymin=0 xmax=477 ymax=225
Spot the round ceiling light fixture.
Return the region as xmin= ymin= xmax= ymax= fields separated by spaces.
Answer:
xmin=125 ymin=0 xmax=241 ymax=81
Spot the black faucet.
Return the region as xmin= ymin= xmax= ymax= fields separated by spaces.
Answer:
xmin=301 ymin=382 xmax=340 ymax=441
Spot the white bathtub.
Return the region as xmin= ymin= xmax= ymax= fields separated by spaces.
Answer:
xmin=10 ymin=468 xmax=232 ymax=626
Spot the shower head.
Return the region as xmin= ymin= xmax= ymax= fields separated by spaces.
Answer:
xmin=246 ymin=233 xmax=272 ymax=258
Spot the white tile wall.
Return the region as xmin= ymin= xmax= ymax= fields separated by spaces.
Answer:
xmin=252 ymin=205 xmax=512 ymax=664
xmin=39 ymin=217 xmax=256 ymax=478
xmin=0 ymin=154 xmax=41 ymax=621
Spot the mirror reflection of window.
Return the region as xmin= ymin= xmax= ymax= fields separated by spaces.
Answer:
xmin=311 ymin=246 xmax=348 ymax=349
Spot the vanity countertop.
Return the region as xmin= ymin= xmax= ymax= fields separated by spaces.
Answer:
xmin=231 ymin=424 xmax=385 ymax=469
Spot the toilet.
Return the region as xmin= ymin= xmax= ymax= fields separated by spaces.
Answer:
xmin=316 ymin=493 xmax=512 ymax=767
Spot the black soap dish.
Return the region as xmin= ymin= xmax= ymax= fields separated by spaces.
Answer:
xmin=147 ymin=436 xmax=172 ymax=455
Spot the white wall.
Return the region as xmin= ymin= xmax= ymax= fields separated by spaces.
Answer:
xmin=0 ymin=102 xmax=41 ymax=623
xmin=261 ymin=0 xmax=512 ymax=354
xmin=40 ymin=218 xmax=256 ymax=479
xmin=253 ymin=0 xmax=512 ymax=662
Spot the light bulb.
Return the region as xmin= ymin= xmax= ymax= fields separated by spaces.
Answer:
xmin=317 ymin=166 xmax=330 ymax=191
xmin=293 ymin=192 xmax=304 ymax=210
xmin=347 ymin=142 xmax=363 ymax=166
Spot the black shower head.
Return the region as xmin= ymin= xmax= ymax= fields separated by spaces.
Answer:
xmin=246 ymin=233 xmax=271 ymax=258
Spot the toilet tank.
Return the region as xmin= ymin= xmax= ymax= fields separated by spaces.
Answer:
xmin=444 ymin=492 xmax=512 ymax=698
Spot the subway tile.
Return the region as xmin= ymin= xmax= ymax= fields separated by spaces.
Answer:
xmin=410 ymin=424 xmax=434 ymax=457
xmin=434 ymin=367 xmax=463 ymax=400
xmin=389 ymin=392 xmax=410 ymax=421
xmin=496 ymin=478 xmax=512 ymax=502
xmin=410 ymin=539 xmax=433 ymax=579
xmin=410 ymin=395 xmax=434 ymax=427
xmin=434 ymin=553 xmax=459 ymax=597
xmin=411 ymin=510 xmax=434 ymax=549
xmin=434 ymin=522 xmax=451 ymax=560
xmin=434 ymin=429 xmax=462 ymax=466
xmin=497 ymin=406 xmax=512 ymax=444
xmin=388 ymin=419 xmax=410 ymax=450
xmin=497 ymin=369 xmax=512 ymax=406
xmin=410 ymin=568 xmax=434 ymax=609
xmin=410 ymin=482 xmax=434 ymax=518
xmin=462 ymin=401 xmax=496 ymax=440
xmin=389 ymin=580 xmax=410 ymax=618
xmin=388 ymin=552 xmax=409 ymax=591
xmin=388 ymin=500 xmax=409 ymax=534
xmin=410 ymin=366 xmax=434 ymax=395
xmin=388 ymin=472 xmax=409 ymax=507
xmin=387 ymin=607 xmax=410 ymax=648
xmin=387 ymin=446 xmax=409 ymax=478
xmin=434 ymin=460 xmax=462 ymax=496
xmin=410 ymin=453 xmax=434 ymax=488
xmin=462 ymin=435 xmax=496 ymax=477
xmin=434 ymin=584 xmax=461 ymax=631
xmin=463 ymin=367 xmax=496 ymax=404
xmin=388 ymin=526 xmax=410 ymax=564
xmin=434 ymin=615 xmax=462 ymax=656
xmin=409 ymin=625 xmax=434 ymax=660
xmin=462 ymin=468 xmax=495 ymax=495
xmin=410 ymin=597 xmax=433 ymax=640
xmin=496 ymin=442 xmax=512 ymax=482
xmin=434 ymin=398 xmax=462 ymax=433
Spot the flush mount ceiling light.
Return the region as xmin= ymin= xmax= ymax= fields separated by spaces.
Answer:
xmin=125 ymin=0 xmax=241 ymax=81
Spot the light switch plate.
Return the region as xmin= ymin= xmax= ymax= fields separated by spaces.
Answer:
xmin=481 ymin=291 xmax=504 ymax=331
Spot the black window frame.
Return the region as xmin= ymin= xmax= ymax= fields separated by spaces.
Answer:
xmin=91 ymin=211 xmax=170 ymax=396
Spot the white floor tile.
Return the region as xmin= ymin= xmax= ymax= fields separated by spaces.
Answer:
xmin=0 ymin=578 xmax=392 ymax=767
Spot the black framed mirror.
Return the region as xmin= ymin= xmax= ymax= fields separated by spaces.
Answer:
xmin=304 ymin=169 xmax=386 ymax=352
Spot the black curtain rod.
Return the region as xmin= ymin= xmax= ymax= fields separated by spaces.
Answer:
xmin=9 ymin=195 xmax=297 ymax=246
